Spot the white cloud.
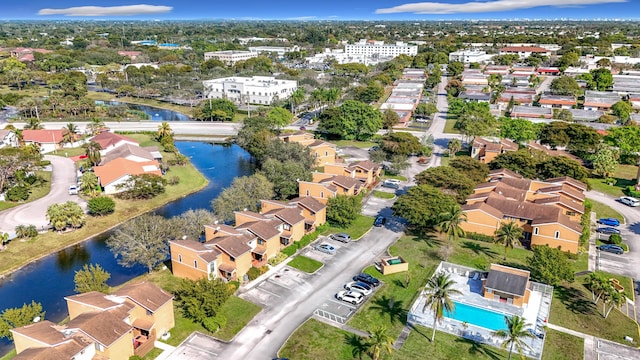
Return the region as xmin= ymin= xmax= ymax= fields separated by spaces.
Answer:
xmin=286 ymin=16 xmax=318 ymax=20
xmin=376 ymin=0 xmax=627 ymax=14
xmin=38 ymin=4 xmax=172 ymax=17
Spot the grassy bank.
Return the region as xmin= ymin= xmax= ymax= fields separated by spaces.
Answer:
xmin=0 ymin=171 xmax=51 ymax=211
xmin=321 ymin=215 xmax=375 ymax=240
xmin=589 ymin=199 xmax=624 ymax=222
xmin=588 ymin=165 xmax=638 ymax=198
xmin=0 ymin=136 xmax=208 ymax=276
xmin=541 ymin=329 xmax=584 ymax=360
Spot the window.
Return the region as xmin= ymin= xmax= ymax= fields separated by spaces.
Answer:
xmin=258 ymin=239 xmax=265 ymax=245
xmin=230 ymin=256 xmax=235 ymax=262
xmin=178 ymin=254 xmax=182 ymax=262
xmin=325 ymin=151 xmax=328 ymax=156
xmin=306 ymin=189 xmax=310 ymax=196
xmin=283 ymin=224 xmax=291 ymax=231
xmin=533 ymin=227 xmax=539 ymax=235
xmin=194 ymin=260 xmax=198 ymax=268
xmin=554 ymin=231 xmax=560 ymax=239
xmin=280 ymin=237 xmax=290 ymax=245
xmin=320 ymin=191 xmax=324 ymax=198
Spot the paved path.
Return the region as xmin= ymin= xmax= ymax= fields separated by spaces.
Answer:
xmin=0 ymin=155 xmax=85 ymax=233
xmin=153 ymin=340 xmax=176 ymax=360
xmin=547 ymin=323 xmax=640 ymax=360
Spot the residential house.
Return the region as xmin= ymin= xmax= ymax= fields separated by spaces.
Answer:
xmin=510 ymin=105 xmax=552 ymax=119
xmin=526 ymin=141 xmax=585 ymax=165
xmin=299 ymin=173 xmax=361 ymax=204
xmin=536 ymin=67 xmax=560 ymax=75
xmin=483 ymin=264 xmax=531 ymax=307
xmin=278 ymin=131 xmax=337 ymax=166
xmin=93 ymin=158 xmax=162 ymax=194
xmin=117 ymin=51 xmax=142 ymax=61
xmin=100 ymin=143 xmax=162 ymax=165
xmin=323 ymin=160 xmax=381 ymax=188
xmin=460 ymin=91 xmax=491 ymax=103
xmin=461 ymin=171 xmax=585 ymax=253
xmin=90 ymin=131 xmax=140 ymax=155
xmin=22 ymin=129 xmax=64 ymax=153
xmin=470 ymin=137 xmax=518 ymax=163
xmin=262 ymin=197 xmax=327 ymax=232
xmin=499 ymin=46 xmax=551 ymax=59
xmin=0 ymin=129 xmax=18 ymax=148
xmin=583 ymin=91 xmax=620 ymax=111
xmin=538 ymin=94 xmax=577 ymax=109
xmin=12 ymin=282 xmax=173 ymax=360
xmin=567 ymin=108 xmax=604 ymax=122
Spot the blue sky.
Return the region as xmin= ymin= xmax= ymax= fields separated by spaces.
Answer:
xmin=0 ymin=1 xmax=638 ymax=20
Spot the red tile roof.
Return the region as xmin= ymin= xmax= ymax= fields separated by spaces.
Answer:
xmin=22 ymin=129 xmax=64 ymax=144
xmin=93 ymin=158 xmax=161 ymax=186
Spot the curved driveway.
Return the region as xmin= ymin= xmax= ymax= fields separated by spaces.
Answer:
xmin=0 ymin=155 xmax=85 ymax=233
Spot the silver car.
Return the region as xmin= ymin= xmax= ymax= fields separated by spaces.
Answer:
xmin=331 ymin=233 xmax=351 ymax=243
xmin=315 ymin=243 xmax=336 ymax=255
xmin=336 ymin=290 xmax=365 ymax=305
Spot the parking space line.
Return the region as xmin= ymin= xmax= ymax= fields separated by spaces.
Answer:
xmin=184 ymin=343 xmax=218 ymax=357
xmin=258 ymin=284 xmax=283 ymax=297
xmin=327 ymin=298 xmax=357 ymax=310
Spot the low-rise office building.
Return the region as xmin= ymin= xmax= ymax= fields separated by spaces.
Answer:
xmin=204 ymin=50 xmax=258 ymax=65
xmin=203 ymin=76 xmax=297 ymax=106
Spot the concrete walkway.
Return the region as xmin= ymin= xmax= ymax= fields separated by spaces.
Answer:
xmin=153 ymin=340 xmax=177 ymax=360
xmin=547 ymin=323 xmax=640 ymax=360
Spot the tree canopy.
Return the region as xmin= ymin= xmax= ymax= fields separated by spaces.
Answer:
xmin=317 ymin=100 xmax=383 ymax=140
xmin=549 ymin=76 xmax=581 ymax=96
xmin=499 ymin=117 xmax=542 ymax=143
xmin=392 ymin=184 xmax=458 ymax=231
xmin=527 ymin=246 xmax=574 ymax=286
xmin=212 ymin=174 xmax=275 ymax=222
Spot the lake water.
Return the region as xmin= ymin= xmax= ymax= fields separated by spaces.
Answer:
xmin=0 ymin=142 xmax=254 ymax=355
xmin=95 ymin=100 xmax=192 ymax=121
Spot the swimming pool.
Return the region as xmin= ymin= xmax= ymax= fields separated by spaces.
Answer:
xmin=444 ymin=302 xmax=510 ymax=331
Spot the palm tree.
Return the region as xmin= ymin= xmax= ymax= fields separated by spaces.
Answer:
xmin=24 ymin=117 xmax=43 ymax=130
xmin=87 ymin=117 xmax=105 ymax=135
xmin=156 ymin=121 xmax=173 ymax=142
xmin=494 ymin=221 xmax=524 ymax=260
xmin=447 ymin=138 xmax=462 ymax=158
xmin=603 ymin=287 xmax=626 ymax=318
xmin=80 ymin=172 xmax=100 ymax=195
xmin=587 ymin=273 xmax=607 ymax=304
xmin=493 ymin=315 xmax=535 ymax=360
xmin=437 ymin=205 xmax=467 ymax=245
xmin=84 ymin=141 xmax=102 ymax=167
xmin=364 ymin=326 xmax=394 ymax=360
xmin=62 ymin=123 xmax=78 ymax=146
xmin=423 ymin=273 xmax=462 ymax=342
xmin=290 ymin=88 xmax=305 ymax=114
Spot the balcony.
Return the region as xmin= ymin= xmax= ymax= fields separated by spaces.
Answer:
xmin=252 ymin=258 xmax=268 ymax=268
xmin=133 ymin=331 xmax=156 ymax=357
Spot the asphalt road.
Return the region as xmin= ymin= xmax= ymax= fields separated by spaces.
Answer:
xmin=0 ymin=155 xmax=85 ymax=233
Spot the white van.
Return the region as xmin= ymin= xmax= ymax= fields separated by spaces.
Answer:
xmin=619 ymin=196 xmax=640 ymax=207
xmin=383 ymin=179 xmax=401 ymax=189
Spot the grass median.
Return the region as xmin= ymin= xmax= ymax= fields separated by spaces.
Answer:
xmin=0 ymin=170 xmax=51 ymax=212
xmin=288 ymin=255 xmax=323 ymax=273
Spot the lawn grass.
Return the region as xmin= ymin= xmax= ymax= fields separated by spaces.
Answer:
xmin=588 ymin=164 xmax=638 ymax=198
xmin=321 ymin=215 xmax=375 ymax=240
xmin=0 ymin=135 xmax=207 ymax=276
xmin=382 ymin=174 xmax=408 ymax=181
xmin=541 ymin=328 xmax=584 ymax=360
xmin=0 ymin=350 xmax=15 ymax=360
xmin=215 ymin=296 xmax=262 ymax=341
xmin=549 ymin=275 xmax=639 ymax=345
xmin=372 ymin=190 xmax=396 ymax=199
xmin=443 ymin=119 xmax=460 ymax=134
xmin=44 ymin=147 xmax=87 ymax=157
xmin=142 ymin=348 xmax=165 ymax=360
xmin=589 ymin=199 xmax=624 ymax=222
xmin=595 ymin=270 xmax=634 ymax=301
xmin=288 ymin=255 xmax=323 ymax=273
xmin=333 ymin=140 xmax=378 ymax=149
xmin=0 ymin=171 xmax=51 ymax=211
xmin=279 ymin=319 xmax=512 ymax=360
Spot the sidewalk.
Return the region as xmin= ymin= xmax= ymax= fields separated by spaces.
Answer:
xmin=153 ymin=340 xmax=177 ymax=360
xmin=548 ymin=323 xmax=640 ymax=360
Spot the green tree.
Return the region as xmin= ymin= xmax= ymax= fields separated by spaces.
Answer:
xmin=392 ymin=184 xmax=458 ymax=231
xmin=262 ymin=139 xmax=315 ymax=169
xmin=156 ymin=121 xmax=173 ymax=143
xmin=84 ymin=141 xmax=102 ymax=167
xmin=603 ymin=285 xmax=626 ymax=319
xmin=260 ymin=158 xmax=312 ymax=200
xmin=415 ymin=166 xmax=476 ymax=202
xmin=116 ymin=174 xmax=166 ymax=200
xmin=106 ymin=214 xmax=176 ymax=273
xmin=494 ymin=221 xmax=524 ymax=260
xmin=174 ymin=277 xmax=233 ymax=323
xmin=195 ymin=98 xmax=237 ymax=121
xmin=590 ymin=68 xmax=613 ymax=91
xmin=46 ymin=201 xmax=85 ymax=231
xmin=212 ymin=174 xmax=275 ymax=222
xmin=447 ymin=61 xmax=464 ymax=77
xmin=604 ymin=126 xmax=640 ymax=163
xmin=527 ymin=246 xmax=574 ymax=286
xmin=414 ymin=103 xmax=438 ymax=118
xmin=382 ymin=108 xmax=400 ymax=129
xmin=235 ymin=116 xmax=276 ymax=161
xmin=556 ymin=51 xmax=579 ymax=71
xmin=591 ymin=144 xmax=620 ymax=178
xmin=556 ymin=109 xmax=573 ymax=122
xmin=492 ymin=316 xmax=535 ymax=360
xmin=364 ymin=326 xmax=394 ymax=360
xmin=87 ymin=196 xmax=115 ymax=216
xmin=550 ymin=76 xmax=581 ymax=96
xmin=74 ymin=263 xmax=111 ymax=293
xmin=380 ymin=132 xmax=424 ymax=157
xmin=87 ymin=117 xmax=105 ymax=135
xmin=449 ymin=156 xmax=490 ymax=184
xmin=437 ymin=205 xmax=467 ymax=245
xmin=445 ymin=79 xmax=465 ymax=97
xmin=499 ymin=117 xmax=540 ymax=143
xmin=0 ymin=301 xmax=45 ymax=340
xmin=0 ymin=147 xmax=42 ymax=193
xmin=355 ymin=83 xmax=384 ymax=103
xmin=327 ymin=195 xmax=362 ymax=227
xmin=447 ymin=138 xmax=462 ymax=158
xmin=173 ymin=209 xmax=217 ymax=240
xmin=62 ymin=123 xmax=78 ymax=145
xmin=266 ymin=107 xmax=293 ymax=130
xmin=80 ymin=171 xmax=100 ymax=195
xmin=587 ymin=273 xmax=608 ymax=304
xmin=423 ymin=273 xmax=462 ymax=342
xmin=289 ymin=88 xmax=306 ymax=114
xmin=454 ymin=102 xmax=497 ymax=139
xmin=611 ymin=101 xmax=632 ymax=122
xmin=536 ymin=156 xmax=589 ymax=182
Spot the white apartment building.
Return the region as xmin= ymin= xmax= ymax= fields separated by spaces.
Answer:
xmin=248 ymin=45 xmax=300 ymax=57
xmin=449 ymin=50 xmax=493 ymax=63
xmin=202 ymin=76 xmax=298 ymax=105
xmin=204 ymin=50 xmax=258 ymax=65
xmin=345 ymin=39 xmax=418 ymax=58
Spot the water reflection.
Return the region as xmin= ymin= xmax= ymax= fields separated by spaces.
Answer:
xmin=56 ymin=244 xmax=91 ymax=271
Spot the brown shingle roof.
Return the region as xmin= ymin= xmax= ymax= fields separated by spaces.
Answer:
xmin=500 ymin=138 xmax=519 ymax=152
xmin=90 ymin=131 xmax=138 ymax=149
xmin=267 ymin=207 xmax=305 ymax=225
xmin=289 ymin=196 xmax=326 ymax=213
xmin=66 ymin=308 xmax=132 ymax=347
xmin=497 ymin=177 xmax=532 ymax=191
xmin=241 ymin=220 xmax=281 ymax=240
xmin=64 ymin=291 xmax=119 ymax=311
xmin=13 ymin=347 xmax=67 ymax=360
xmin=533 ymin=195 xmax=585 ymax=214
xmin=349 ymin=160 xmax=380 ymax=171
xmin=532 ymin=213 xmax=583 ymax=233
xmin=211 ymin=234 xmax=253 ymax=258
xmin=100 ymin=143 xmax=155 ymax=165
xmin=536 ymin=184 xmax=585 ymax=201
xmin=485 ymin=192 xmax=559 ymax=221
xmin=113 ymin=281 xmax=174 ymax=312
xmin=544 ymin=176 xmax=588 ymax=192
xmin=493 ymin=182 xmax=527 ymax=202
xmin=461 ymin=202 xmax=504 ymax=219
xmin=323 ymin=175 xmax=360 ymax=190
xmin=10 ymin=320 xmax=66 ymax=346
xmin=488 ymin=168 xmax=523 ymax=179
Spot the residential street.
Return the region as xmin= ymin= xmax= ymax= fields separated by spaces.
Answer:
xmin=0 ymin=155 xmax=85 ymax=233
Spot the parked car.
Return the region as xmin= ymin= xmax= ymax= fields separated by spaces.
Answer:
xmin=331 ymin=233 xmax=351 ymax=243
xmin=368 ymin=146 xmax=379 ymax=152
xmin=336 ymin=290 xmax=365 ymax=305
xmin=382 ymin=179 xmax=400 ymax=189
xmin=344 ymin=281 xmax=373 ymax=296
xmin=374 ymin=216 xmax=387 ymax=227
xmin=315 ymin=243 xmax=336 ymax=255
xmin=597 ymin=218 xmax=620 ymax=227
xmin=68 ymin=184 xmax=79 ymax=195
xmin=619 ymin=196 xmax=640 ymax=207
xmin=598 ymin=244 xmax=624 ymax=255
xmin=353 ymin=273 xmax=380 ymax=287
xmin=596 ymin=227 xmax=621 ymax=235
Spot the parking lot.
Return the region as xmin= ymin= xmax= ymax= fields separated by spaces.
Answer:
xmin=166 ymin=332 xmax=227 ymax=359
xmin=240 ymin=266 xmax=313 ymax=307
xmin=313 ymin=273 xmax=380 ymax=325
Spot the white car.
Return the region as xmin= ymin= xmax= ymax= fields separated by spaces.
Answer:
xmin=619 ymin=196 xmax=640 ymax=207
xmin=68 ymin=184 xmax=79 ymax=195
xmin=383 ymin=179 xmax=401 ymax=189
xmin=336 ymin=290 xmax=365 ymax=305
xmin=344 ymin=281 xmax=373 ymax=296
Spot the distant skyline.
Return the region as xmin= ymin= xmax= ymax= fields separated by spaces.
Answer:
xmin=0 ymin=1 xmax=638 ymax=21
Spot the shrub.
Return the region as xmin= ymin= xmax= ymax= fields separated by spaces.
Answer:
xmin=466 ymin=232 xmax=494 ymax=243
xmin=268 ymin=252 xmax=289 ymax=266
xmin=167 ymin=176 xmax=180 ymax=185
xmin=87 ymin=196 xmax=115 ymax=216
xmin=202 ymin=316 xmax=224 ymax=333
xmin=129 ymin=356 xmax=143 ymax=360
xmin=6 ymin=186 xmax=30 ymax=202
xmin=627 ymin=186 xmax=640 ymax=198
xmin=282 ymin=245 xmax=297 ymax=256
xmin=38 ymin=160 xmax=51 ymax=167
xmin=247 ymin=267 xmax=261 ymax=281
xmin=609 ymin=234 xmax=622 ymax=245
xmin=15 ymin=224 xmax=38 ymax=238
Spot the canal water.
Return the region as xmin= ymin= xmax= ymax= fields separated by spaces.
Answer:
xmin=0 ymin=142 xmax=254 ymax=355
xmin=95 ymin=100 xmax=192 ymax=121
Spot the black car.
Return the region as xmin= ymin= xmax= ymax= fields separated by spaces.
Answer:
xmin=596 ymin=227 xmax=621 ymax=235
xmin=374 ymin=216 xmax=386 ymax=227
xmin=598 ymin=244 xmax=624 ymax=255
xmin=353 ymin=273 xmax=380 ymax=287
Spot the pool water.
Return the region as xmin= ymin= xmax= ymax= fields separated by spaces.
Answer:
xmin=444 ymin=302 xmax=509 ymax=331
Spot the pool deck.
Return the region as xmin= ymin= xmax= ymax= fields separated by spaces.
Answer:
xmin=408 ymin=262 xmax=553 ymax=359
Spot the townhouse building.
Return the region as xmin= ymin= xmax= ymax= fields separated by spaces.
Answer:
xmin=470 ymin=137 xmax=519 ymax=163
xmin=278 ymin=131 xmax=337 ymax=166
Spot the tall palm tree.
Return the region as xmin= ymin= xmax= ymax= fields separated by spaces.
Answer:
xmin=364 ymin=326 xmax=394 ymax=360
xmin=24 ymin=117 xmax=43 ymax=130
xmin=84 ymin=141 xmax=102 ymax=167
xmin=603 ymin=288 xmax=626 ymax=318
xmin=423 ymin=273 xmax=462 ymax=342
xmin=447 ymin=138 xmax=462 ymax=158
xmin=156 ymin=121 xmax=173 ymax=142
xmin=494 ymin=221 xmax=524 ymax=260
xmin=437 ymin=205 xmax=467 ymax=245
xmin=587 ymin=273 xmax=607 ymax=304
xmin=493 ymin=316 xmax=535 ymax=360
xmin=62 ymin=123 xmax=78 ymax=145
xmin=290 ymin=88 xmax=305 ymax=114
